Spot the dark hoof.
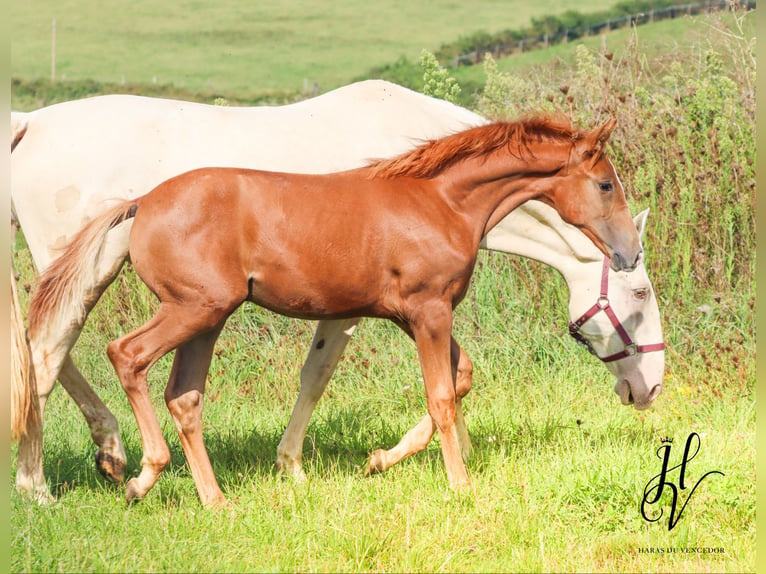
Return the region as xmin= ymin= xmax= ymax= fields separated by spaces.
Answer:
xmin=95 ymin=449 xmax=126 ymax=483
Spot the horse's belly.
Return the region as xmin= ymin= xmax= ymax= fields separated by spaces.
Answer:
xmin=246 ymin=264 xmax=381 ymax=320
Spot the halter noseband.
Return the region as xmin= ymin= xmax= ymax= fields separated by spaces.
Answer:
xmin=568 ymin=257 xmax=665 ymax=363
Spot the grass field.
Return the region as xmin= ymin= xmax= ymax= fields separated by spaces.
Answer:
xmin=11 ymin=251 xmax=755 ymax=572
xmin=10 ymin=3 xmax=756 ymax=573
xmin=11 ymin=0 xmax=618 ymax=95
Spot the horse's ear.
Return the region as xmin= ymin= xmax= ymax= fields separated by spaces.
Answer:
xmin=576 ymin=118 xmax=617 ymax=165
xmin=592 ymin=117 xmax=617 ymax=147
xmin=633 ymin=208 xmax=649 ymax=240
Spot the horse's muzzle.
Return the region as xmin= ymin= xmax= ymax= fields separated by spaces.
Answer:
xmin=610 ymin=250 xmax=642 ymax=273
xmin=617 ymin=379 xmax=662 ymax=410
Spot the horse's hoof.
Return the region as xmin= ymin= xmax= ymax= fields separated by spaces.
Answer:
xmin=205 ymin=495 xmax=232 ymax=511
xmin=16 ymin=479 xmax=55 ymax=504
xmin=125 ymin=478 xmax=144 ymax=504
xmin=449 ymin=477 xmax=473 ymax=491
xmin=95 ymin=449 xmax=126 ymax=483
xmin=32 ymin=486 xmax=55 ymax=505
xmin=365 ymin=449 xmax=388 ymax=476
xmin=275 ymin=456 xmax=307 ymax=483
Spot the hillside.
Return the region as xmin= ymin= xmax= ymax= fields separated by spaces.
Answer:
xmin=10 ymin=0 xmax=622 ymax=95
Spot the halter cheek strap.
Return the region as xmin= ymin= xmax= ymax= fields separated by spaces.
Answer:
xmin=568 ymin=257 xmax=666 ymax=363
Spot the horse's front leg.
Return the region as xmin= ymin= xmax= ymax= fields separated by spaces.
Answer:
xmin=367 ymin=336 xmax=473 ymax=474
xmin=276 ymin=318 xmax=361 ymax=481
xmin=409 ymin=305 xmax=470 ymax=490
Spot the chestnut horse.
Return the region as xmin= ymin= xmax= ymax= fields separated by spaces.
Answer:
xmin=29 ymin=117 xmax=641 ymax=506
xmin=11 ymin=81 xmax=664 ymax=504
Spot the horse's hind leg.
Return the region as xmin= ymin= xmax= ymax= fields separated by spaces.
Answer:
xmin=164 ymin=322 xmax=227 ymax=508
xmin=367 ymin=337 xmax=473 ymax=474
xmin=276 ymin=318 xmax=360 ymax=481
xmin=107 ymin=302 xmax=232 ymax=504
xmin=16 ymin=333 xmax=77 ymax=502
xmin=17 ymin=218 xmax=132 ymax=499
xmin=58 ymin=356 xmax=127 ymax=482
xmin=16 ymin=354 xmax=128 ymax=499
xmin=16 ymin=416 xmax=50 ymax=503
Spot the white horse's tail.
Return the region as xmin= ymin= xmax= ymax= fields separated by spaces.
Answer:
xmin=11 ymin=111 xmax=29 ymax=152
xmin=27 ymin=200 xmax=137 ymax=357
xmin=11 ymin=264 xmax=38 ymax=441
xmin=11 ymin=112 xmax=38 ymax=440
xmin=11 ymin=111 xmax=36 ymax=440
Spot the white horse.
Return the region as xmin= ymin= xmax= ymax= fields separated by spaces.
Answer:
xmin=11 ymin=80 xmax=664 ymax=501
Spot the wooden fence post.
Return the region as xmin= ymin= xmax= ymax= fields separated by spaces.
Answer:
xmin=51 ymin=18 xmax=56 ymax=83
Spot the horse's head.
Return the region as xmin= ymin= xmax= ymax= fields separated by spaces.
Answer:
xmin=546 ymin=119 xmax=642 ymax=273
xmin=567 ymin=209 xmax=664 ymax=410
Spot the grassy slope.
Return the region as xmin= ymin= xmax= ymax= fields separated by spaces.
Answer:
xmin=10 ymin=6 xmax=755 ymax=573
xmin=11 ymin=0 xmax=614 ymax=94
xmin=450 ymin=12 xmax=754 ymax=93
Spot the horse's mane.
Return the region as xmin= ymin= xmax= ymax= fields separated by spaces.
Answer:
xmin=369 ymin=114 xmax=583 ymax=179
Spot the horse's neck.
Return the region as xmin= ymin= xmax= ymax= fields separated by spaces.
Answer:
xmin=444 ymin=147 xmax=569 ymax=251
xmin=481 ymin=201 xmax=602 ymax=287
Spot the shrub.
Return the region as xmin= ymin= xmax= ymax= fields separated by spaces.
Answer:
xmin=420 ymin=50 xmax=461 ymax=103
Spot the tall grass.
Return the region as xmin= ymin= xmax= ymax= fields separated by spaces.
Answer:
xmin=10 ymin=9 xmax=755 ymax=573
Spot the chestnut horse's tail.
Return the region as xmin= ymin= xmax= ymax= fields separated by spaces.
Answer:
xmin=11 ymin=263 xmax=38 ymax=441
xmin=27 ymin=200 xmax=137 ymax=342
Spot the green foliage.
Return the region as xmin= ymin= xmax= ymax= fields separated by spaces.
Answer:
xmin=359 ymin=55 xmax=422 ymax=92
xmin=475 ymin=53 xmax=546 ymax=119
xmin=419 ymin=50 xmax=461 ymax=103
xmin=10 ymin=76 xmax=296 ymax=110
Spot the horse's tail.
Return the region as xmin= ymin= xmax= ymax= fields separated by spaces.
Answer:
xmin=11 ymin=111 xmax=29 ymax=152
xmin=27 ymin=200 xmax=138 ymax=341
xmin=11 ymin=263 xmax=38 ymax=441
xmin=11 ymin=110 xmax=34 ymax=440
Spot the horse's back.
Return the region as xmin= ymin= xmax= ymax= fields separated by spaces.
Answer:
xmin=11 ymin=81 xmax=484 ymax=268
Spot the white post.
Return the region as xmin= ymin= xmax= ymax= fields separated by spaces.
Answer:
xmin=51 ymin=18 xmax=56 ymax=83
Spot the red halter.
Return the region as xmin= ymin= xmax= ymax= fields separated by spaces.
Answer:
xmin=568 ymin=257 xmax=665 ymax=363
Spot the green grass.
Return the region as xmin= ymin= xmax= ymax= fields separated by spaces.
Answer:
xmin=11 ymin=0 xmax=618 ymax=94
xmin=10 ymin=5 xmax=755 ymax=573
xmin=10 ymin=247 xmax=755 ymax=572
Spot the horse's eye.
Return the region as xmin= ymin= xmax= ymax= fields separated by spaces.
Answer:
xmin=633 ymin=288 xmax=649 ymax=301
xmin=599 ymin=182 xmax=614 ymax=192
